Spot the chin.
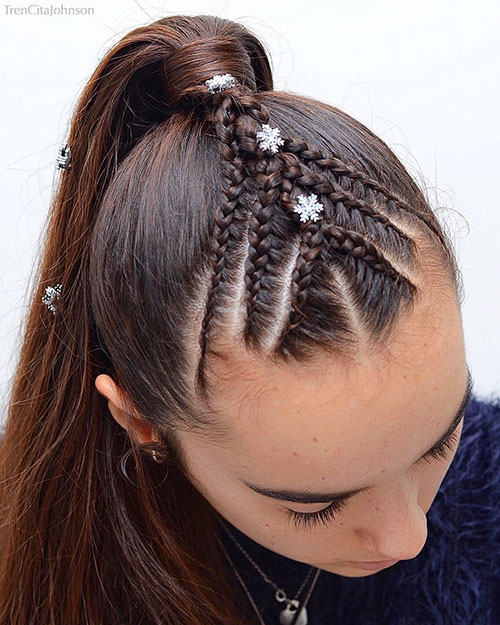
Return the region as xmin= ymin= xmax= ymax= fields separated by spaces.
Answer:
xmin=317 ymin=563 xmax=391 ymax=577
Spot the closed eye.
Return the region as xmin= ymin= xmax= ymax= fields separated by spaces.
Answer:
xmin=285 ymin=415 xmax=464 ymax=531
xmin=417 ymin=420 xmax=462 ymax=464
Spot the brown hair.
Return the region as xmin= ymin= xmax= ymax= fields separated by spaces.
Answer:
xmin=0 ymin=13 xmax=463 ymax=625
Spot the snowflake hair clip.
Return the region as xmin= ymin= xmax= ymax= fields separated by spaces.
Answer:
xmin=56 ymin=144 xmax=71 ymax=170
xmin=205 ymin=73 xmax=238 ymax=94
xmin=256 ymin=123 xmax=284 ymax=154
xmin=41 ymin=283 xmax=63 ymax=314
xmin=293 ymin=193 xmax=325 ymax=223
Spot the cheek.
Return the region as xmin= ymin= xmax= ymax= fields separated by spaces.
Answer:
xmin=417 ymin=462 xmax=450 ymax=512
xmin=184 ymin=458 xmax=280 ymax=542
xmin=185 ymin=464 xmax=331 ymax=561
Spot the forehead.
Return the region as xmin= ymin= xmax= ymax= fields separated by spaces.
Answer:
xmin=184 ymin=285 xmax=466 ymax=488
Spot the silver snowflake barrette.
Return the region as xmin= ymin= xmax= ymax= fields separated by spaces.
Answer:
xmin=56 ymin=144 xmax=71 ymax=170
xmin=256 ymin=123 xmax=284 ymax=154
xmin=293 ymin=193 xmax=325 ymax=223
xmin=41 ymin=283 xmax=63 ymax=314
xmin=205 ymin=73 xmax=238 ymax=94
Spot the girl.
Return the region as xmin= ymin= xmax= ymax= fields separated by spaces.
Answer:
xmin=0 ymin=13 xmax=498 ymax=625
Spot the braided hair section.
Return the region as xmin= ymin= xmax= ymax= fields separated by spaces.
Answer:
xmin=195 ymin=74 xmax=449 ymax=397
xmin=196 ymin=82 xmax=273 ymax=398
xmin=275 ymin=151 xmax=420 ymax=357
xmin=284 ymin=138 xmax=456 ymax=273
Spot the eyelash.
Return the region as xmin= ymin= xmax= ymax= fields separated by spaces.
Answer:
xmin=286 ymin=419 xmax=464 ymax=530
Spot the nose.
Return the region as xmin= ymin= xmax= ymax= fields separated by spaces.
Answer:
xmin=354 ymin=479 xmax=428 ymax=561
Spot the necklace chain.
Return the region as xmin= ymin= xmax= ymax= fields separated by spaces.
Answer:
xmin=217 ymin=517 xmax=321 ymax=624
xmin=219 ymin=543 xmax=269 ymax=625
xmin=218 ymin=517 xmax=313 ymax=600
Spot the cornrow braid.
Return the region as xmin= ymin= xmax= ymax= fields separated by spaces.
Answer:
xmin=279 ymin=181 xmax=327 ymax=337
xmin=196 ymin=73 xmax=436 ymax=392
xmin=226 ymin=108 xmax=340 ymax=355
xmin=278 ymin=216 xmax=419 ymax=356
xmin=197 ymin=82 xmax=274 ymax=397
xmin=231 ymin=118 xmax=422 ymax=358
xmin=243 ymin=152 xmax=287 ymax=351
xmin=238 ymin=138 xmax=332 ymax=351
xmin=278 ymin=151 xmax=417 ymax=261
xmin=197 ymin=89 xmax=247 ymax=396
xmin=213 ymin=95 xmax=292 ymax=353
xmin=274 ymin=154 xmax=419 ymax=359
xmin=283 ymin=138 xmax=452 ymax=260
xmin=224 ymin=113 xmax=360 ymax=356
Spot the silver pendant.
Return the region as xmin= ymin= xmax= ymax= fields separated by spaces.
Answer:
xmin=279 ymin=599 xmax=308 ymax=625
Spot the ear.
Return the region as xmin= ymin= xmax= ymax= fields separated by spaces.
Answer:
xmin=95 ymin=374 xmax=156 ymax=445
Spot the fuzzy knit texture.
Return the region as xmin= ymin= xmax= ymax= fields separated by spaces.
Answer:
xmin=219 ymin=395 xmax=500 ymax=625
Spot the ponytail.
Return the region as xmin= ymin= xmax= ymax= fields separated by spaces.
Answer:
xmin=0 ymin=13 xmax=462 ymax=625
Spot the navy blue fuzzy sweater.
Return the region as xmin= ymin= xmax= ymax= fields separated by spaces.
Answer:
xmin=219 ymin=396 xmax=500 ymax=625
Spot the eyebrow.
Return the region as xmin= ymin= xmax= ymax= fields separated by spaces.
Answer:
xmin=238 ymin=367 xmax=474 ymax=505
